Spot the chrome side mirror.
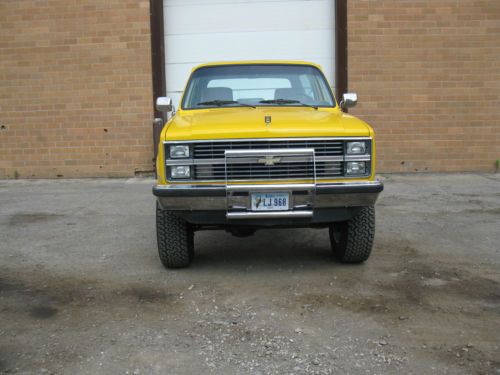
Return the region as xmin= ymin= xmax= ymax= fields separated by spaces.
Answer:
xmin=156 ymin=96 xmax=172 ymax=113
xmin=341 ymin=93 xmax=358 ymax=109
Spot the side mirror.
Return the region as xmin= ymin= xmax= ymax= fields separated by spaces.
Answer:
xmin=156 ymin=96 xmax=172 ymax=113
xmin=341 ymin=93 xmax=358 ymax=109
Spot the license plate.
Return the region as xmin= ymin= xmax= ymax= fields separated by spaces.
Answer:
xmin=251 ymin=192 xmax=289 ymax=211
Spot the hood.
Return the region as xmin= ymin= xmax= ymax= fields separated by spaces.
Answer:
xmin=164 ymin=107 xmax=372 ymax=140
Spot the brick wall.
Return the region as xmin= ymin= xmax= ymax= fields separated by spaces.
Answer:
xmin=348 ymin=0 xmax=500 ymax=172
xmin=0 ymin=0 xmax=154 ymax=178
xmin=1 ymin=1 xmax=498 ymax=178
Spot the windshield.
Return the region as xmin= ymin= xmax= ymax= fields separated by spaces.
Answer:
xmin=181 ymin=64 xmax=336 ymax=110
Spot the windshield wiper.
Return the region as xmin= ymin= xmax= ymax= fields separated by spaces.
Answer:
xmin=197 ymin=100 xmax=256 ymax=108
xmin=259 ymin=99 xmax=318 ymax=110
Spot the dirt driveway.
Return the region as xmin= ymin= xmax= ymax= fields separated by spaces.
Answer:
xmin=0 ymin=174 xmax=499 ymax=375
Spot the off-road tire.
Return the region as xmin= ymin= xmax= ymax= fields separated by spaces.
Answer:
xmin=156 ymin=203 xmax=194 ymax=268
xmin=329 ymin=206 xmax=375 ymax=263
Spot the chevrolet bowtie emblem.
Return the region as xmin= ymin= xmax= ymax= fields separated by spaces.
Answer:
xmin=258 ymin=156 xmax=281 ymax=166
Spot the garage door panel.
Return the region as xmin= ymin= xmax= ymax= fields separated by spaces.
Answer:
xmin=164 ymin=0 xmax=336 ymax=107
xmin=165 ymin=64 xmax=192 ymax=92
xmin=167 ymin=0 xmax=329 ymax=5
xmin=165 ymin=0 xmax=333 ymax=35
xmin=166 ymin=30 xmax=333 ymax=64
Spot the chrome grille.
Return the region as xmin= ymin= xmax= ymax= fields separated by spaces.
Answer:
xmin=316 ymin=161 xmax=344 ymax=178
xmin=165 ymin=138 xmax=372 ymax=182
xmin=193 ymin=140 xmax=344 ymax=159
xmin=194 ymin=161 xmax=342 ymax=181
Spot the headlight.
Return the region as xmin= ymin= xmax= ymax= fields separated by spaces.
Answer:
xmin=346 ymin=161 xmax=366 ymax=175
xmin=170 ymin=165 xmax=191 ymax=179
xmin=347 ymin=141 xmax=366 ymax=155
xmin=170 ymin=145 xmax=190 ymax=159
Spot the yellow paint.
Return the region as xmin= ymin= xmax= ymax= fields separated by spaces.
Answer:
xmin=156 ymin=61 xmax=377 ymax=184
xmin=191 ymin=60 xmax=325 ymax=70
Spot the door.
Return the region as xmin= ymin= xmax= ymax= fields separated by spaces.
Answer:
xmin=163 ymin=0 xmax=336 ymax=108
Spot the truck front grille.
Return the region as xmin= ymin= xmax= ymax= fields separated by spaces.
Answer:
xmin=165 ymin=138 xmax=371 ymax=182
xmin=194 ymin=161 xmax=342 ymax=181
xmin=193 ymin=139 xmax=344 ymax=159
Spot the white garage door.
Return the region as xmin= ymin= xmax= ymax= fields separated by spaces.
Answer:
xmin=164 ymin=0 xmax=336 ymax=107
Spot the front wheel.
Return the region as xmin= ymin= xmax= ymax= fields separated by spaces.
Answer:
xmin=156 ymin=203 xmax=194 ymax=268
xmin=329 ymin=206 xmax=375 ymax=263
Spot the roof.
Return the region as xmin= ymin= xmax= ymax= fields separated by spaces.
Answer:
xmin=191 ymin=60 xmax=323 ymax=71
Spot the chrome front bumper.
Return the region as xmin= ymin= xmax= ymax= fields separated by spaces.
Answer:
xmin=153 ymin=181 xmax=383 ymax=219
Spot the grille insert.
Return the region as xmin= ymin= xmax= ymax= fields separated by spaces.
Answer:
xmin=194 ymin=161 xmax=343 ymax=181
xmin=193 ymin=140 xmax=344 ymax=159
xmin=164 ymin=138 xmax=373 ymax=182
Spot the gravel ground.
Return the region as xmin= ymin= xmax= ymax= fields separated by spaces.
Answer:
xmin=0 ymin=174 xmax=499 ymax=375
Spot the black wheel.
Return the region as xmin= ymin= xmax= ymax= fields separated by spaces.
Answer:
xmin=156 ymin=203 xmax=194 ymax=268
xmin=329 ymin=206 xmax=375 ymax=263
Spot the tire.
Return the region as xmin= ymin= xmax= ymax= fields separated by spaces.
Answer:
xmin=156 ymin=203 xmax=194 ymax=268
xmin=329 ymin=206 xmax=375 ymax=263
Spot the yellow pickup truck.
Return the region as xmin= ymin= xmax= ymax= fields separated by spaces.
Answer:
xmin=153 ymin=61 xmax=383 ymax=268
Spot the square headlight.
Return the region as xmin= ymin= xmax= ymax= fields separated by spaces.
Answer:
xmin=346 ymin=161 xmax=366 ymax=175
xmin=170 ymin=145 xmax=190 ymax=159
xmin=346 ymin=141 xmax=366 ymax=155
xmin=170 ymin=165 xmax=191 ymax=179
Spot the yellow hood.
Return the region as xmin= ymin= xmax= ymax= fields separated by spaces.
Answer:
xmin=163 ymin=107 xmax=372 ymax=140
